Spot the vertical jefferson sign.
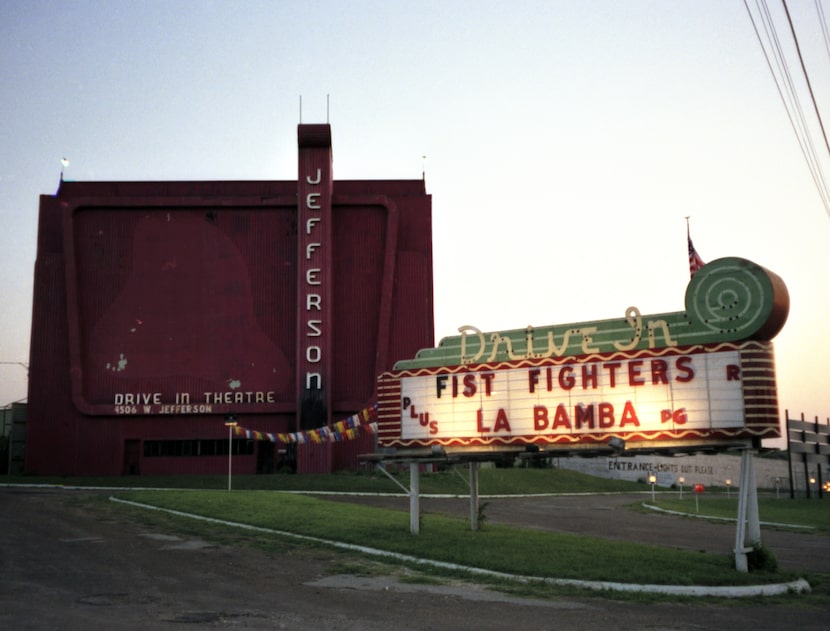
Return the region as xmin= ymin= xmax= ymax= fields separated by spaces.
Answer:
xmin=297 ymin=125 xmax=333 ymax=431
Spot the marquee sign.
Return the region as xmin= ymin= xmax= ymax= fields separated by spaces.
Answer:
xmin=378 ymin=257 xmax=788 ymax=452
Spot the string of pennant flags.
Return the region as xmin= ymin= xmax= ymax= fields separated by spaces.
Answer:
xmin=233 ymin=402 xmax=379 ymax=445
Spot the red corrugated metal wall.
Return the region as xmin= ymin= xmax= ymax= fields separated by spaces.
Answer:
xmin=25 ymin=137 xmax=433 ymax=476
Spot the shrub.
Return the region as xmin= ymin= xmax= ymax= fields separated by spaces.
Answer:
xmin=746 ymin=543 xmax=779 ymax=573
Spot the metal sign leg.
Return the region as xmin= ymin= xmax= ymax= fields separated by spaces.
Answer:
xmin=410 ymin=462 xmax=420 ymax=535
xmin=469 ymin=462 xmax=480 ymax=531
xmin=734 ymin=449 xmax=761 ymax=572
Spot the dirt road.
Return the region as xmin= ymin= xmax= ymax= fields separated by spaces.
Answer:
xmin=1 ymin=487 xmax=828 ymax=630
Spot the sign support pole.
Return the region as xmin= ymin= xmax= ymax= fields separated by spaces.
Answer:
xmin=469 ymin=462 xmax=480 ymax=531
xmin=409 ymin=462 xmax=420 ymax=535
xmin=733 ymin=449 xmax=761 ymax=572
xmin=372 ymin=462 xmax=421 ymax=535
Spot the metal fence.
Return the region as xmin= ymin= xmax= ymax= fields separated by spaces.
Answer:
xmin=786 ymin=410 xmax=830 ymax=499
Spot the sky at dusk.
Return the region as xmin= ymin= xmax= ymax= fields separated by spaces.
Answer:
xmin=2 ymin=1 xmax=829 ymax=445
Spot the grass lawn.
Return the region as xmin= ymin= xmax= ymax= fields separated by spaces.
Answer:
xmin=110 ymin=487 xmax=800 ymax=589
xmin=648 ymin=494 xmax=830 ymax=535
xmin=4 ymin=466 xmax=650 ymax=494
xmin=9 ymin=467 xmax=828 ymax=597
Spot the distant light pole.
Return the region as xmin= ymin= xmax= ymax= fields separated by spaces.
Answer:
xmin=224 ymin=414 xmax=238 ymax=491
xmin=648 ymin=474 xmax=657 ymax=502
xmin=678 ymin=476 xmax=685 ymax=500
xmin=725 ymin=479 xmax=732 ymax=498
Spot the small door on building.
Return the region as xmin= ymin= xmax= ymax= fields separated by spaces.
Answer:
xmin=256 ymin=441 xmax=275 ymax=474
xmin=123 ymin=439 xmax=141 ymax=475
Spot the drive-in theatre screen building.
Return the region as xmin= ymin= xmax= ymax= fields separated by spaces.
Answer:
xmin=25 ymin=125 xmax=434 ymax=475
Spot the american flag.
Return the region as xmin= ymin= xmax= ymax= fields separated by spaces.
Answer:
xmin=687 ymin=223 xmax=705 ymax=278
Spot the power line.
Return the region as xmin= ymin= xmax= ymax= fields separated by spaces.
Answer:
xmin=815 ymin=0 xmax=830 ymax=63
xmin=782 ymin=0 xmax=830 ymax=162
xmin=744 ymin=0 xmax=830 ymax=217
